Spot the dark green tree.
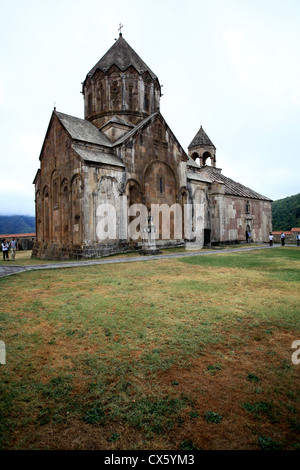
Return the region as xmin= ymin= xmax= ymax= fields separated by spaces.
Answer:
xmin=272 ymin=193 xmax=300 ymax=231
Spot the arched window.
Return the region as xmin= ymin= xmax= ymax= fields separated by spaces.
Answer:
xmin=157 ymin=173 xmax=165 ymax=194
xmin=129 ymin=84 xmax=133 ymax=109
xmin=202 ymin=151 xmax=212 ymax=166
xmin=191 ymin=152 xmax=200 ymax=167
xmin=144 ymin=92 xmax=149 ymax=112
xmin=52 ymin=178 xmax=59 ymax=209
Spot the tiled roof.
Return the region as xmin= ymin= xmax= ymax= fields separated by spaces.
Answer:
xmin=202 ymin=166 xmax=271 ymax=201
xmin=55 ymin=111 xmax=112 ymax=147
xmin=291 ymin=227 xmax=300 ymax=232
xmin=188 ymin=126 xmax=216 ymax=150
xmin=73 ymin=144 xmax=125 ymax=167
xmin=0 ymin=233 xmax=36 ymax=238
xmin=86 ymin=34 xmax=158 ymax=82
xmin=272 ymin=231 xmax=293 ymax=235
xmin=53 ymin=111 xmax=188 ymax=165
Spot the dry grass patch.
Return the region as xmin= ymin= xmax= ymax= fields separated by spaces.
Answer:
xmin=0 ymin=247 xmax=299 ymax=450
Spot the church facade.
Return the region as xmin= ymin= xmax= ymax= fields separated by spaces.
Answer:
xmin=32 ymin=33 xmax=272 ymax=260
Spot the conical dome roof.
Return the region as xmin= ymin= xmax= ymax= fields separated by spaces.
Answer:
xmin=188 ymin=126 xmax=215 ymax=149
xmin=86 ymin=34 xmax=158 ymax=81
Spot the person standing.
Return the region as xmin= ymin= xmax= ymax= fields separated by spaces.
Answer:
xmin=297 ymin=232 xmax=300 ymax=247
xmin=1 ymin=239 xmax=9 ymax=260
xmin=269 ymin=232 xmax=273 ymax=246
xmin=10 ymin=237 xmax=17 ymax=260
xmin=281 ymin=232 xmax=285 ymax=246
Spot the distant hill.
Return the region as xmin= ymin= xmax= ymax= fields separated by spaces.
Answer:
xmin=272 ymin=193 xmax=300 ymax=231
xmin=0 ymin=215 xmax=35 ymax=235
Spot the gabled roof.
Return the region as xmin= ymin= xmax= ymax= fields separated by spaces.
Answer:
xmin=55 ymin=111 xmax=112 ymax=147
xmin=111 ymin=111 xmax=188 ymax=161
xmin=86 ymin=34 xmax=158 ymax=82
xmin=73 ymin=144 xmax=125 ymax=167
xmin=188 ymin=126 xmax=216 ymax=150
xmin=202 ymin=166 xmax=272 ymax=201
xmin=112 ymin=113 xmax=157 ymax=146
xmin=40 ymin=109 xmax=189 ymax=167
xmin=100 ymin=115 xmax=135 ymax=131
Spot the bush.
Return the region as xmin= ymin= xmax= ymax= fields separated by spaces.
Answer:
xmin=204 ymin=410 xmax=223 ymax=424
xmin=258 ymin=435 xmax=280 ymax=450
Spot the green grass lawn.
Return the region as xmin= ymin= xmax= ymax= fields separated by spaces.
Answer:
xmin=0 ymin=247 xmax=299 ymax=450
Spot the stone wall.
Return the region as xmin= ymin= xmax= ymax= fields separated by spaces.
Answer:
xmin=31 ymin=240 xmax=137 ymax=261
xmin=2 ymin=235 xmax=36 ymax=251
xmin=210 ymin=194 xmax=272 ymax=244
xmin=34 ymin=114 xmax=85 ymax=247
xmin=272 ymin=232 xmax=299 ymax=244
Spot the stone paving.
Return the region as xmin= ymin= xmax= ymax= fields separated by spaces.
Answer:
xmin=0 ymin=244 xmax=288 ymax=279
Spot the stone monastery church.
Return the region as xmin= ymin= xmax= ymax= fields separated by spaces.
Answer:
xmin=32 ymin=32 xmax=272 ymax=260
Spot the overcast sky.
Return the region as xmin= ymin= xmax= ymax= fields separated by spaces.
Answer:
xmin=1 ymin=0 xmax=299 ymax=216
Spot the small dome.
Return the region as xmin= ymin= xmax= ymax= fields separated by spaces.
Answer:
xmin=188 ymin=126 xmax=216 ymax=150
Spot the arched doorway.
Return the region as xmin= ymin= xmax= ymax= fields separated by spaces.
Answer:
xmin=246 ymin=224 xmax=251 ymax=243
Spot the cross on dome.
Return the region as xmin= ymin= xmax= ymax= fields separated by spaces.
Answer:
xmin=118 ymin=23 xmax=123 ymax=36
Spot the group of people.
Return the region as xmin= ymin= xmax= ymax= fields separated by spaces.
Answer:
xmin=269 ymin=232 xmax=300 ymax=246
xmin=1 ymin=238 xmax=17 ymax=261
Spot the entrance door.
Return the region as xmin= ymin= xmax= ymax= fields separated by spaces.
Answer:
xmin=204 ymin=229 xmax=211 ymax=246
xmin=246 ymin=224 xmax=251 ymax=242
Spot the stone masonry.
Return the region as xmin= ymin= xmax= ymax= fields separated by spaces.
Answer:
xmin=32 ymin=33 xmax=272 ymax=260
